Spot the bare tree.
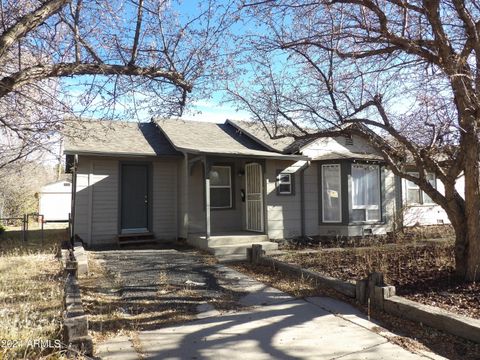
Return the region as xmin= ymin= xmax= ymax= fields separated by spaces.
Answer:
xmin=0 ymin=160 xmax=57 ymax=218
xmin=0 ymin=0 xmax=234 ymax=167
xmin=229 ymin=0 xmax=480 ymax=281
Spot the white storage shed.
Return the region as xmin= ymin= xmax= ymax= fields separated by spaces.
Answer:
xmin=39 ymin=180 xmax=72 ymax=221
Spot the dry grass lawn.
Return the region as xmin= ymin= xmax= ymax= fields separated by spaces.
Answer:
xmin=0 ymin=227 xmax=66 ymax=359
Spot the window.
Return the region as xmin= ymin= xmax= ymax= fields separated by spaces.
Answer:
xmin=406 ymin=172 xmax=436 ymax=205
xmin=210 ymin=166 xmax=232 ymax=209
xmin=322 ymin=164 xmax=342 ymax=222
xmin=276 ymin=172 xmax=293 ymax=195
xmin=351 ymin=164 xmax=381 ymax=222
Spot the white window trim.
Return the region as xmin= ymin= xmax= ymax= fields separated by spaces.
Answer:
xmin=322 ymin=164 xmax=342 ymax=223
xmin=423 ymin=173 xmax=436 ymax=205
xmin=277 ymin=173 xmax=292 ymax=195
xmin=350 ymin=164 xmax=381 ymax=222
xmin=210 ymin=166 xmax=232 ymax=209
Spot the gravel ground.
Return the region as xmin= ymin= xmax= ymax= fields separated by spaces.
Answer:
xmin=81 ymin=246 xmax=251 ymax=340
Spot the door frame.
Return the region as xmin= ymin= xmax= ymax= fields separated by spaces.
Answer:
xmin=118 ymin=161 xmax=153 ymax=234
xmin=245 ymin=162 xmax=264 ymax=232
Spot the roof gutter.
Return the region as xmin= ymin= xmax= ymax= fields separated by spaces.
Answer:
xmin=169 ymin=148 xmax=309 ymax=161
xmin=63 ymin=150 xmax=181 ymax=158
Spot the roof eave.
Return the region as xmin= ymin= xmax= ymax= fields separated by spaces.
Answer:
xmin=64 ymin=150 xmax=182 ymax=158
xmin=180 ymin=149 xmax=309 ymax=161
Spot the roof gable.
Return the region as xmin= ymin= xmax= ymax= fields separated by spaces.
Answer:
xmin=154 ymin=119 xmax=306 ymax=159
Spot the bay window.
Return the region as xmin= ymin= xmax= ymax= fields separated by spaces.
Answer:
xmin=322 ymin=164 xmax=342 ymax=222
xmin=351 ymin=164 xmax=381 ymax=222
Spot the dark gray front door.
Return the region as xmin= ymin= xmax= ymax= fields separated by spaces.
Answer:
xmin=121 ymin=164 xmax=149 ymax=231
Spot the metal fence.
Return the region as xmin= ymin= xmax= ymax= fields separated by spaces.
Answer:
xmin=0 ymin=213 xmax=45 ymax=243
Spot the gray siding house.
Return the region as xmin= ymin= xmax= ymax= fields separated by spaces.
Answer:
xmin=65 ymin=118 xmax=403 ymax=255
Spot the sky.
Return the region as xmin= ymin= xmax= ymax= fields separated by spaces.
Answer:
xmin=183 ymin=99 xmax=250 ymax=123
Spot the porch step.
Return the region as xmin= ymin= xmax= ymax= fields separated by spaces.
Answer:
xmin=117 ymin=232 xmax=157 ymax=247
xmin=207 ymin=234 xmax=269 ymax=247
xmin=207 ymin=241 xmax=278 ymax=257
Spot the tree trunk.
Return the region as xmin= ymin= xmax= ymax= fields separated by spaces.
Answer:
xmin=459 ymin=127 xmax=480 ymax=281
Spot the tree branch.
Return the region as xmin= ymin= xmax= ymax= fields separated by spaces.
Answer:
xmin=0 ymin=62 xmax=192 ymax=98
xmin=0 ymin=0 xmax=70 ymax=61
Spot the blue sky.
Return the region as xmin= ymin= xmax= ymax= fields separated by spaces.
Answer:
xmin=59 ymin=0 xmax=252 ymax=124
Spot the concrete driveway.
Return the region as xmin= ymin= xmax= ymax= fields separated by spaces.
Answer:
xmin=93 ymin=248 xmax=443 ymax=360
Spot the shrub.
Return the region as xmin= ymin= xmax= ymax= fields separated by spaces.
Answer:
xmin=0 ymin=224 xmax=5 ymax=235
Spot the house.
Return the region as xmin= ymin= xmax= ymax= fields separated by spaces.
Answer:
xmin=64 ymin=118 xmax=448 ymax=254
xmin=64 ymin=119 xmax=309 ymax=255
xmin=229 ymin=120 xmax=397 ymax=237
xmin=38 ymin=180 xmax=72 ymax=222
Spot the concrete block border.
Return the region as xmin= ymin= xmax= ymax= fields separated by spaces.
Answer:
xmin=381 ymin=290 xmax=480 ymax=344
xmin=248 ymin=244 xmax=356 ymax=298
xmin=248 ymin=244 xmax=480 ymax=344
xmin=62 ymin=245 xmax=93 ymax=356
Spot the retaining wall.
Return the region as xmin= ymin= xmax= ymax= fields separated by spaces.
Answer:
xmin=63 ymin=246 xmax=93 ymax=356
xmin=248 ymin=244 xmax=480 ymax=344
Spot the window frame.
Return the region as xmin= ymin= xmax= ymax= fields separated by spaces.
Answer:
xmin=276 ymin=172 xmax=293 ymax=195
xmin=405 ymin=172 xmax=436 ymax=205
xmin=350 ymin=163 xmax=381 ymax=222
xmin=210 ymin=165 xmax=233 ymax=209
xmin=321 ymin=164 xmax=342 ymax=223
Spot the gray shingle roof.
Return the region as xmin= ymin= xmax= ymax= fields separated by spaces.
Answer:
xmin=226 ymin=119 xmax=297 ymax=153
xmin=154 ymin=119 xmax=307 ymax=159
xmin=64 ymin=120 xmax=180 ymax=156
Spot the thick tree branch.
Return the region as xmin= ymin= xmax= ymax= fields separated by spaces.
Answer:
xmin=0 ymin=63 xmax=192 ymax=98
xmin=0 ymin=0 xmax=70 ymax=61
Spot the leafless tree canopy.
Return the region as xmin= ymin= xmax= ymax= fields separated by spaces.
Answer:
xmin=229 ymin=0 xmax=480 ymax=281
xmin=0 ymin=0 xmax=233 ymax=167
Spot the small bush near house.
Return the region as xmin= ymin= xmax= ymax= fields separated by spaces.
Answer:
xmin=0 ymin=224 xmax=5 ymax=235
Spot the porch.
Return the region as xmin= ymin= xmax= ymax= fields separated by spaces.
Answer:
xmin=184 ymin=154 xmax=277 ymax=259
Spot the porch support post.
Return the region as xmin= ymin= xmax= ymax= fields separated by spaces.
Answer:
xmin=204 ymin=156 xmax=211 ymax=239
xmin=178 ymin=152 xmax=189 ymax=239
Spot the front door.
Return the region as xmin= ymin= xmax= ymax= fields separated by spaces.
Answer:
xmin=121 ymin=164 xmax=149 ymax=233
xmin=245 ymin=162 xmax=264 ymax=232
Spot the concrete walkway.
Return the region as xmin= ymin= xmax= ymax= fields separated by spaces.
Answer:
xmin=94 ymin=249 xmax=443 ymax=360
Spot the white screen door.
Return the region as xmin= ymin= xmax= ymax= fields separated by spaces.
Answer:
xmin=245 ymin=162 xmax=264 ymax=232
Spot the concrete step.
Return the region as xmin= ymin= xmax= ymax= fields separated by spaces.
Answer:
xmin=207 ymin=234 xmax=268 ymax=247
xmin=208 ymin=241 xmax=278 ymax=256
xmin=216 ymin=254 xmax=249 ymax=263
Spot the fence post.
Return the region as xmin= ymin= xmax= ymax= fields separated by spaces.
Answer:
xmin=22 ymin=214 xmax=27 ymax=242
xmin=40 ymin=215 xmax=44 ymax=247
